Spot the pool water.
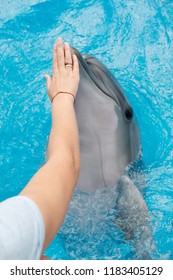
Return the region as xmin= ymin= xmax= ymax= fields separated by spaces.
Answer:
xmin=0 ymin=0 xmax=173 ymax=259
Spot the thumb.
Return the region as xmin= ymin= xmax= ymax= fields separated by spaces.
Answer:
xmin=44 ymin=74 xmax=52 ymax=89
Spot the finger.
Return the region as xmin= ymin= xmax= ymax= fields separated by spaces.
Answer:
xmin=72 ymin=54 xmax=79 ymax=76
xmin=57 ymin=37 xmax=65 ymax=70
xmin=52 ymin=44 xmax=58 ymax=73
xmin=64 ymin=42 xmax=72 ymax=66
xmin=44 ymin=74 xmax=52 ymax=89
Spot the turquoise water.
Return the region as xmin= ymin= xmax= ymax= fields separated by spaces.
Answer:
xmin=0 ymin=0 xmax=173 ymax=259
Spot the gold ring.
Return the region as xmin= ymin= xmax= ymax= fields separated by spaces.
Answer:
xmin=65 ymin=65 xmax=73 ymax=69
xmin=65 ymin=63 xmax=72 ymax=66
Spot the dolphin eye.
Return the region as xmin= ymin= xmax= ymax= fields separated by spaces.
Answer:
xmin=125 ymin=109 xmax=133 ymax=120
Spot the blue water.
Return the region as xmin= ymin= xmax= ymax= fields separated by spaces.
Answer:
xmin=0 ymin=0 xmax=173 ymax=259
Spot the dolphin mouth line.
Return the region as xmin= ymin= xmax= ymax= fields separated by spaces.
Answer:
xmin=72 ymin=47 xmax=120 ymax=108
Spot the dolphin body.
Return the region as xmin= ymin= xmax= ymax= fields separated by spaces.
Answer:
xmin=72 ymin=48 xmax=140 ymax=191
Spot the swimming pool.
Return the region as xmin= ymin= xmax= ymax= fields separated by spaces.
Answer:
xmin=0 ymin=0 xmax=173 ymax=259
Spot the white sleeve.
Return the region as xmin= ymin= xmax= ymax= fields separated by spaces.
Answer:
xmin=0 ymin=196 xmax=45 ymax=260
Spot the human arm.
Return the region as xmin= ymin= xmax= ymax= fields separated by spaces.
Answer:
xmin=20 ymin=38 xmax=80 ymax=251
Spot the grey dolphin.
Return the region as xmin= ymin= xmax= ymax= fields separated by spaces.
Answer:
xmin=71 ymin=48 xmax=153 ymax=258
xmin=72 ymin=48 xmax=140 ymax=191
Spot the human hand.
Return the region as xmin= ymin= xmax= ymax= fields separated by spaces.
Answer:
xmin=45 ymin=38 xmax=80 ymax=102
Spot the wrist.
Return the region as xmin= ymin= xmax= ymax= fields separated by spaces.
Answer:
xmin=51 ymin=92 xmax=75 ymax=105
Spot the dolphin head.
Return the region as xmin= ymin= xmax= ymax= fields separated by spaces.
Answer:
xmin=71 ymin=47 xmax=140 ymax=191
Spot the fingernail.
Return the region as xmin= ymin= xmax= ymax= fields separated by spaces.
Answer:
xmin=64 ymin=42 xmax=69 ymax=48
xmin=57 ymin=37 xmax=62 ymax=43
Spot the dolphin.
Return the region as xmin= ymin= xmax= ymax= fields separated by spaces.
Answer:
xmin=72 ymin=47 xmax=140 ymax=191
xmin=70 ymin=48 xmax=153 ymax=258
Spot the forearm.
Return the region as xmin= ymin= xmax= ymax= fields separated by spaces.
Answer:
xmin=47 ymin=94 xmax=80 ymax=170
